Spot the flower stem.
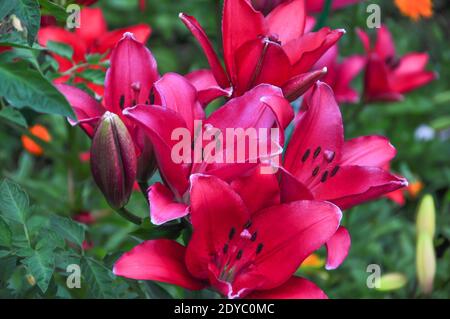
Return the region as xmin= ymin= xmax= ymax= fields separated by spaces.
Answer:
xmin=116 ymin=207 xmax=142 ymax=225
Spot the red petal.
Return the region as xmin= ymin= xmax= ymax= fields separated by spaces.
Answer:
xmin=222 ymin=0 xmax=265 ymax=80
xmin=341 ymin=135 xmax=396 ymax=168
xmin=390 ymin=71 xmax=436 ymax=94
xmin=55 ymin=84 xmax=105 ymax=137
xmin=356 ymin=28 xmax=371 ymax=53
xmin=94 ymin=24 xmax=152 ymax=55
xmin=247 ymin=276 xmax=327 ymax=299
xmin=148 ymin=183 xmax=189 ymax=225
xmin=283 ymin=28 xmax=345 ymax=74
xmin=38 ymin=27 xmax=87 ymax=71
xmin=232 ymin=200 xmax=341 ymax=291
xmin=186 ymin=69 xmax=232 ymax=105
xmin=153 ymin=72 xmax=205 ymax=133
xmin=279 ymin=168 xmax=314 ymax=202
xmin=314 ymin=165 xmax=408 ymax=210
xmin=186 ymin=174 xmax=250 ymax=279
xmin=230 ymin=165 xmax=280 ymax=214
xmin=305 ymin=0 xmax=362 ymax=13
xmin=75 ymin=8 xmax=107 ymax=49
xmin=234 ymin=38 xmax=292 ymax=96
xmin=123 ymin=104 xmax=191 ymax=198
xmin=266 ymin=0 xmax=306 ymax=44
xmin=104 ymin=32 xmax=158 ymax=115
xmin=284 ymin=82 xmax=344 ymax=180
xmin=325 ymin=226 xmax=351 ymax=270
xmin=113 ymin=239 xmax=204 ymax=290
xmin=333 ymin=54 xmax=365 ymax=103
xmin=179 ymin=13 xmax=230 ymax=88
xmin=375 ymin=25 xmax=396 ymax=60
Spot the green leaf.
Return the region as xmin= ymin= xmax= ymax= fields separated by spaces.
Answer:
xmin=18 ymin=246 xmax=55 ymax=293
xmin=82 ymin=257 xmax=117 ymax=298
xmin=0 ymin=107 xmax=27 ymax=127
xmin=0 ymin=179 xmax=30 ymax=224
xmin=0 ymin=217 xmax=12 ymax=247
xmin=46 ymin=41 xmax=73 ymax=60
xmin=50 ymin=216 xmax=85 ymax=248
xmin=0 ymin=61 xmax=75 ymax=119
xmin=10 ymin=0 xmax=41 ymax=46
xmin=0 ymin=1 xmax=16 ymax=20
xmin=77 ymin=68 xmax=105 ymax=85
xmin=130 ymin=218 xmax=184 ymax=241
xmin=39 ymin=0 xmax=68 ymax=23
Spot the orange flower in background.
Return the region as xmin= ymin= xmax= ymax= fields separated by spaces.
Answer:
xmin=408 ymin=181 xmax=424 ymax=198
xmin=21 ymin=124 xmax=52 ymax=156
xmin=301 ymin=254 xmax=325 ymax=269
xmin=394 ymin=0 xmax=433 ymax=21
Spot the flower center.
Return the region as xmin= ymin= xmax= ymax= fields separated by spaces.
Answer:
xmin=300 ymin=145 xmax=340 ymax=190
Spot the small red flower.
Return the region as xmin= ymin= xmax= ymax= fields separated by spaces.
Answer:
xmin=357 ymin=25 xmax=436 ymax=102
xmin=180 ymin=0 xmax=344 ymax=101
xmin=114 ymin=174 xmax=342 ymax=299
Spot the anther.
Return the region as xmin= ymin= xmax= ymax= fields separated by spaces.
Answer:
xmin=251 ymin=232 xmax=257 ymax=242
xmin=236 ymin=250 xmax=243 ymax=260
xmin=223 ymin=243 xmax=228 ymax=254
xmin=243 ymin=220 xmax=252 ymax=229
xmin=119 ymin=95 xmax=125 ymax=109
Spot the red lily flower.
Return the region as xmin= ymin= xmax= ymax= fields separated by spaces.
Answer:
xmin=180 ymin=0 xmax=344 ymax=101
xmin=252 ymin=0 xmax=362 ymax=14
xmin=123 ymin=80 xmax=293 ymax=225
xmin=114 ymin=174 xmax=342 ymax=299
xmin=282 ymin=81 xmax=407 ymax=208
xmin=56 ymin=32 xmax=159 ymax=184
xmin=38 ymin=8 xmax=151 ymax=94
xmin=357 ymin=25 xmax=436 ymax=102
xmin=310 ymin=45 xmax=365 ymax=103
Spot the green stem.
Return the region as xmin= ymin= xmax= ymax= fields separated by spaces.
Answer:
xmin=116 ymin=207 xmax=142 ymax=225
xmin=138 ymin=180 xmax=150 ymax=203
xmin=315 ymin=0 xmax=333 ymax=30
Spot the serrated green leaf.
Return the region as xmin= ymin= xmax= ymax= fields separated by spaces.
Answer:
xmin=0 ymin=179 xmax=30 ymax=224
xmin=0 ymin=107 xmax=28 ymax=127
xmin=82 ymin=257 xmax=117 ymax=298
xmin=50 ymin=216 xmax=85 ymax=248
xmin=0 ymin=217 xmax=12 ymax=248
xmin=46 ymin=41 xmax=73 ymax=60
xmin=11 ymin=0 xmax=41 ymax=46
xmin=0 ymin=61 xmax=75 ymax=119
xmin=19 ymin=247 xmax=55 ymax=293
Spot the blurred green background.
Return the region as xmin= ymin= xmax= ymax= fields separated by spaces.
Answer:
xmin=0 ymin=0 xmax=449 ymax=298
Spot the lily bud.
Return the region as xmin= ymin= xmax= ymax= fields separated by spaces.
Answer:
xmin=416 ymin=232 xmax=436 ymax=295
xmin=416 ymin=194 xmax=435 ymax=238
xmin=375 ymin=273 xmax=407 ymax=291
xmin=90 ymin=112 xmax=137 ymax=209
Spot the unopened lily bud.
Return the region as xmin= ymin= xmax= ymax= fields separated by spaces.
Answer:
xmin=416 ymin=232 xmax=436 ymax=295
xmin=90 ymin=112 xmax=137 ymax=209
xmin=375 ymin=273 xmax=407 ymax=291
xmin=416 ymin=194 xmax=435 ymax=238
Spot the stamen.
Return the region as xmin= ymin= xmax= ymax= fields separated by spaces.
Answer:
xmin=243 ymin=220 xmax=252 ymax=229
xmin=251 ymin=232 xmax=257 ymax=242
xmin=321 ymin=171 xmax=329 ymax=183
xmin=313 ymin=147 xmax=321 ymax=159
xmin=240 ymin=229 xmax=252 ymax=239
xmin=324 ymin=150 xmax=335 ymax=163
xmin=312 ymin=166 xmax=320 ymax=177
xmin=331 ymin=166 xmax=340 ymax=177
xmin=223 ymin=243 xmax=229 ymax=254
xmin=302 ymin=149 xmax=310 ymax=162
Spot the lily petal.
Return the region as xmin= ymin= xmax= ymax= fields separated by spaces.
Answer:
xmin=113 ymin=239 xmax=205 ymax=290
xmin=266 ymin=0 xmax=306 ymax=44
xmin=341 ymin=135 xmax=397 ymax=168
xmin=148 ymin=183 xmax=189 ymax=225
xmin=325 ymin=226 xmax=351 ymax=270
xmin=179 ymin=13 xmax=230 ymax=88
xmin=247 ymin=276 xmax=327 ymax=299
xmin=94 ymin=24 xmax=152 ymax=55
xmin=186 ymin=69 xmax=232 ymax=105
xmin=375 ymin=25 xmax=396 ymax=60
xmin=75 ymin=8 xmax=107 ymax=49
